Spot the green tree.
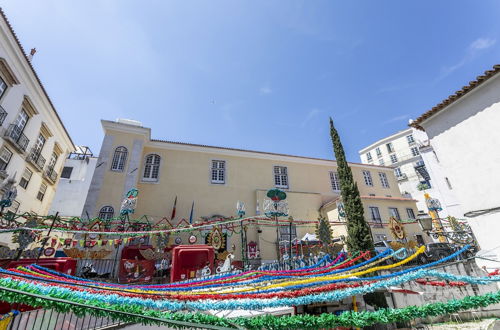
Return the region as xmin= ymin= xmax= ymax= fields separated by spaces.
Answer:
xmin=316 ymin=215 xmax=333 ymax=252
xmin=329 ymin=118 xmax=387 ymax=309
xmin=329 ymin=118 xmax=374 ymax=253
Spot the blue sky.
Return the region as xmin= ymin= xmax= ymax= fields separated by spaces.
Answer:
xmin=2 ymin=1 xmax=499 ymax=161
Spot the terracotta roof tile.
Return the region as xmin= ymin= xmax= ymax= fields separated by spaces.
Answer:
xmin=410 ymin=64 xmax=500 ymax=130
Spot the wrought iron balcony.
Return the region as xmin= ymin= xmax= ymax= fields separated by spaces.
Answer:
xmin=43 ymin=166 xmax=58 ymax=184
xmin=4 ymin=124 xmax=29 ymax=153
xmin=27 ymin=149 xmax=46 ymax=171
xmin=0 ymin=105 xmax=7 ymax=126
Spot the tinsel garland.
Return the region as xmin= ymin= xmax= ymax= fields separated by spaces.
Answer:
xmin=1 ymin=279 xmax=500 ymax=329
xmin=1 ymin=268 xmax=498 ymax=311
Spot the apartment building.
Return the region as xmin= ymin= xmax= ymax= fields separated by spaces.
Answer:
xmin=82 ymin=119 xmax=427 ymax=263
xmin=359 ymin=128 xmax=463 ymax=219
xmin=0 ymin=9 xmax=74 ymax=214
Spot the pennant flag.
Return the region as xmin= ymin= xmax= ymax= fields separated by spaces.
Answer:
xmin=109 ymin=240 xmax=113 ymax=246
xmin=189 ymin=201 xmax=195 ymax=224
xmin=79 ymin=240 xmax=84 ymax=247
xmin=171 ymin=196 xmax=177 ymax=220
xmin=97 ymin=240 xmax=102 ymax=246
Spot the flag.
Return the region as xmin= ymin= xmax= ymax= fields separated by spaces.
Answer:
xmin=171 ymin=196 xmax=177 ymax=220
xmin=189 ymin=201 xmax=194 ymax=224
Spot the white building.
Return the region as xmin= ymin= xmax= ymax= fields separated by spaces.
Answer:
xmin=359 ymin=128 xmax=463 ymax=219
xmin=410 ymin=64 xmax=500 ymax=268
xmin=49 ymin=146 xmax=97 ymax=217
xmin=0 ymin=8 xmax=74 ymax=214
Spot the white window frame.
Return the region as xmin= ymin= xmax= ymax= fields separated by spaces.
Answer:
xmin=362 ymin=170 xmax=373 ymax=186
xmin=329 ymin=171 xmax=340 ymax=191
xmin=379 ymin=159 xmax=384 ymax=166
xmin=390 ymin=154 xmax=398 ymax=164
xmin=273 ymin=166 xmax=289 ymax=189
xmin=366 ymin=152 xmax=372 ymax=162
xmin=98 ymin=206 xmax=114 ymax=220
xmin=19 ymin=168 xmax=32 ymax=189
xmin=379 ymin=172 xmax=390 ymax=188
xmin=386 ymin=143 xmax=394 ymax=153
xmin=375 ymin=147 xmax=382 ymax=157
xmin=394 ymin=167 xmax=402 ymax=177
xmin=37 ymin=183 xmax=47 ymax=201
xmin=0 ymin=76 xmax=7 ymax=100
xmin=111 ymin=146 xmax=128 ymax=172
xmin=406 ymin=134 xmax=415 ymax=144
xmin=142 ymin=154 xmax=161 ymax=182
xmin=411 ymin=146 xmax=420 ymax=157
xmin=211 ymin=160 xmax=226 ymax=184
xmin=0 ymin=147 xmax=12 ymax=170
xmin=369 ymin=206 xmax=382 ymax=226
xmin=388 ymin=207 xmax=401 ymax=221
xmin=406 ymin=208 xmax=416 ymax=220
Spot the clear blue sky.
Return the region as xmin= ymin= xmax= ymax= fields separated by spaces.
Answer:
xmin=2 ymin=1 xmax=499 ymax=161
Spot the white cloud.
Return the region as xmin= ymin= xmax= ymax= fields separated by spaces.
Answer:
xmin=382 ymin=114 xmax=409 ymax=125
xmin=469 ymin=38 xmax=496 ymax=50
xmin=436 ymin=37 xmax=496 ymax=81
xmin=301 ymin=108 xmax=322 ymax=127
xmin=259 ymin=86 xmax=272 ymax=95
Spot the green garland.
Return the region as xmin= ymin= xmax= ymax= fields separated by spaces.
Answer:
xmin=1 ymin=276 xmax=500 ymax=329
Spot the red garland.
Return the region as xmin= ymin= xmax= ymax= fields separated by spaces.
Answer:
xmin=415 ymin=278 xmax=467 ymax=287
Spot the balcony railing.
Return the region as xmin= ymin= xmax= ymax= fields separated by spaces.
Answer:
xmin=27 ymin=149 xmax=46 ymax=171
xmin=4 ymin=124 xmax=29 ymax=153
xmin=44 ymin=166 xmax=58 ymax=184
xmin=0 ymin=105 xmax=7 ymax=126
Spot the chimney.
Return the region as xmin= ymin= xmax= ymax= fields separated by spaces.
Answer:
xmin=28 ymin=48 xmax=36 ymax=62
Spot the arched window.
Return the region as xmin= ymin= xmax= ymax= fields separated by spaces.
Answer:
xmin=111 ymin=146 xmax=128 ymax=171
xmin=98 ymin=206 xmax=114 ymax=220
xmin=143 ymin=154 xmax=161 ymax=181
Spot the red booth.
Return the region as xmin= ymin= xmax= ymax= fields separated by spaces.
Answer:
xmin=170 ymin=245 xmax=214 ymax=282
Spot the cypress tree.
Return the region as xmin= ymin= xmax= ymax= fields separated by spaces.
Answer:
xmin=316 ymin=215 xmax=333 ymax=252
xmin=329 ymin=118 xmax=374 ymax=253
xmin=329 ymin=118 xmax=387 ymax=309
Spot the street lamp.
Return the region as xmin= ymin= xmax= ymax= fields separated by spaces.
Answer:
xmin=417 ymin=213 xmax=433 ymax=233
xmin=263 ymin=189 xmax=289 ymax=267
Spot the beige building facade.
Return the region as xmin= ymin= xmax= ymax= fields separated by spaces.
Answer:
xmin=0 ymin=9 xmax=74 ymax=215
xmin=82 ymin=119 xmax=427 ymax=262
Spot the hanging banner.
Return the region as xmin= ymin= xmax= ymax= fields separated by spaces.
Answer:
xmin=118 ymin=259 xmax=155 ymax=283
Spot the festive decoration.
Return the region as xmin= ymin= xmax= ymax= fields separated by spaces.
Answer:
xmin=389 ymin=216 xmax=405 ymax=240
xmin=119 ymin=259 xmax=154 ymax=283
xmin=120 ymin=188 xmax=139 ymax=216
xmin=207 ymin=227 xmax=224 ymax=250
xmin=247 ymin=241 xmax=259 ymax=259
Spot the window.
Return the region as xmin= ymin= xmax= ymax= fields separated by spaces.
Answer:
xmin=98 ymin=206 xmax=114 ymax=220
xmin=375 ymin=234 xmax=386 ymax=242
xmin=6 ymin=200 xmax=19 ymax=214
xmin=445 ymin=177 xmax=453 ymax=190
xmin=12 ymin=110 xmax=28 ymax=136
xmin=274 ymin=166 xmax=288 ymax=188
xmin=378 ymin=159 xmax=384 ymax=166
xmin=362 ymin=170 xmax=373 ymax=186
xmin=329 ymin=171 xmax=340 ymax=191
xmin=36 ymin=183 xmax=47 ymax=201
xmin=33 ymin=134 xmax=46 ymax=156
xmin=375 ymin=147 xmax=382 ymax=157
xmin=388 ymin=207 xmax=401 ymax=220
xmin=379 ymin=172 xmax=390 ymax=188
xmin=406 ymin=208 xmax=416 ymax=220
xmin=369 ymin=206 xmax=382 ymax=226
xmin=47 ymin=152 xmax=58 ymax=170
xmin=394 ymin=167 xmax=402 ymax=177
xmin=386 ymin=143 xmax=394 ymax=153
xmin=211 ymin=160 xmax=225 ymax=184
xmin=111 ymin=146 xmax=128 ymax=171
xmin=279 ymin=224 xmax=297 ymax=241
xmin=19 ymin=168 xmax=32 ymax=189
xmin=406 ymin=134 xmax=414 ymax=144
xmin=143 ymin=154 xmax=161 ymax=181
xmin=411 ymin=146 xmax=419 ymax=156
xmin=415 ymin=234 xmax=425 ymax=245
xmin=366 ymin=152 xmax=372 ymax=161
xmin=61 ymin=166 xmax=73 ymax=179
xmin=0 ymin=76 xmax=7 ymax=99
xmin=0 ymin=147 xmax=12 ymax=170
xmin=390 ymin=154 xmax=398 ymax=164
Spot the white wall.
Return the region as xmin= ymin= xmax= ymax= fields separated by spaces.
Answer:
xmin=420 ymin=74 xmax=500 ymax=266
xmin=49 ymin=157 xmax=97 ymax=217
